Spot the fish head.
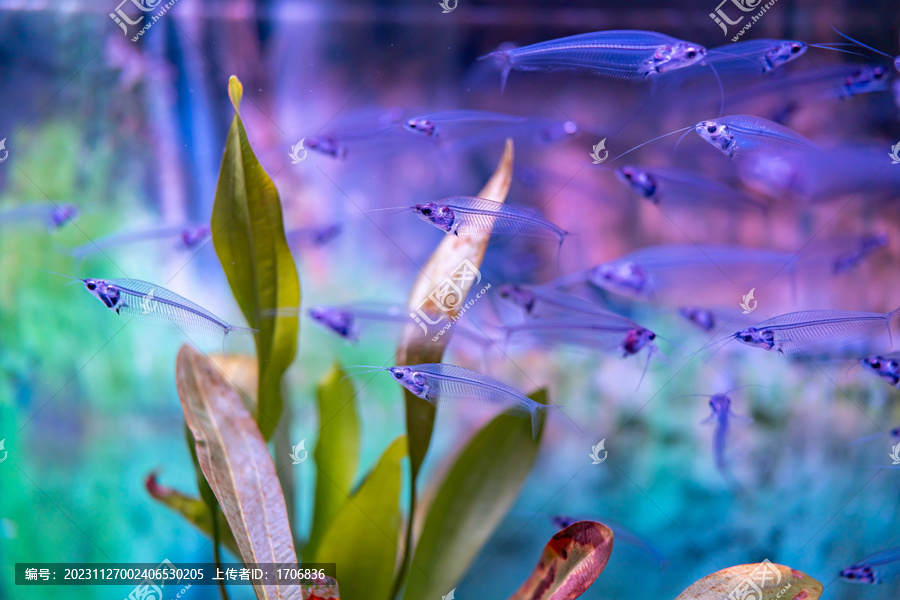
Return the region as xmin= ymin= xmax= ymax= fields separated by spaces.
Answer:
xmin=551 ymin=515 xmax=577 ymax=529
xmin=734 ymin=326 xmax=775 ymax=350
xmin=498 ymin=284 xmax=536 ymax=313
xmin=764 ymin=41 xmax=807 ymax=70
xmin=655 ymin=42 xmax=706 ymax=73
xmin=696 ymin=120 xmax=735 ymax=156
xmin=405 ymin=118 xmax=436 ymax=137
xmin=312 ymin=224 xmax=342 ymax=246
xmin=413 ymin=202 xmax=455 ymax=232
xmin=615 ymin=166 xmax=657 ymax=200
xmin=49 ymin=204 xmax=79 ymax=230
xmin=592 ymin=261 xmax=647 ymax=296
xmin=708 ymin=393 xmax=731 ymax=415
xmin=840 ymin=564 xmax=879 ymax=584
xmin=181 ymin=224 xmax=211 ymax=247
xmin=622 ymin=327 xmax=656 ymax=356
xmin=861 ymin=355 xmax=886 ymax=372
xmin=539 ymin=120 xmax=580 ymax=145
xmin=388 ymin=366 xmax=428 ymax=399
xmin=679 ymin=306 xmax=715 ymax=331
xmin=83 ymin=279 xmax=122 ymax=311
xmin=306 ymin=136 xmax=345 ymax=159
xmin=308 ymin=307 xmax=356 ymax=340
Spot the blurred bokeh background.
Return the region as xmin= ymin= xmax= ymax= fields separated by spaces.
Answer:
xmin=2 ymin=0 xmax=900 ymax=598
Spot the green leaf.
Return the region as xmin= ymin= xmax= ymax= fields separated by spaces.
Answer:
xmin=402 ymin=389 xmax=546 ymax=600
xmin=304 ymin=364 xmax=361 ymax=562
xmin=176 ymin=344 xmax=303 ymax=600
xmin=211 ymin=74 xmax=300 ymax=440
xmin=675 ymin=563 xmax=823 ymax=600
xmin=145 ymin=472 xmax=241 ymax=558
xmin=508 ymin=521 xmax=613 ymax=600
xmin=311 ymin=436 xmax=407 ymax=600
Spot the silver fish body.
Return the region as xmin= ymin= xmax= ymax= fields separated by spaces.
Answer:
xmin=734 ymin=309 xmax=900 ymax=358
xmin=388 ymin=363 xmax=545 ymax=438
xmin=413 ymin=196 xmax=567 ymax=245
xmin=695 ymin=114 xmax=817 ymax=158
xmin=482 ymin=30 xmax=707 ymax=90
xmin=77 ymin=277 xmax=254 ymax=337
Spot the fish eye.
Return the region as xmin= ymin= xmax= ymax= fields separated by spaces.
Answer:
xmin=686 ymin=50 xmax=696 ymax=58
xmin=421 ymin=207 xmax=432 ymax=215
xmin=791 ymin=44 xmax=801 ymax=53
xmin=393 ymin=371 xmax=404 ymax=379
xmin=742 ymin=334 xmax=753 ymax=342
xmin=707 ymin=124 xmax=717 ymax=134
xmin=86 ymin=282 xmax=96 ymax=290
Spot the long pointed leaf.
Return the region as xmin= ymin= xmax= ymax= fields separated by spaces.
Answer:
xmin=304 ymin=364 xmax=360 ymax=561
xmin=508 ymin=521 xmax=614 ymax=600
xmin=211 ymin=75 xmax=300 ymax=440
xmin=402 ymin=389 xmax=545 ymax=600
xmin=176 ymin=344 xmax=303 ymax=600
xmin=311 ymin=436 xmax=407 ymax=600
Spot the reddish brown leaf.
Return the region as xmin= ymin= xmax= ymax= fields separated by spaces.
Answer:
xmin=176 ymin=344 xmax=303 ymax=600
xmin=674 ymin=563 xmax=823 ymax=600
xmin=509 ymin=521 xmax=614 ymax=600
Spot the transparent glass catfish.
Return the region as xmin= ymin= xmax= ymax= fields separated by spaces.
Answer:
xmin=480 ymin=30 xmax=708 ymax=91
xmin=728 ymin=64 xmax=891 ymax=112
xmin=730 ymin=309 xmax=900 ymax=358
xmin=694 ymin=114 xmax=818 ymax=158
xmin=0 ymin=202 xmax=79 ymax=232
xmin=370 ymin=196 xmax=567 ymax=247
xmin=403 ymin=110 xmax=582 ymax=149
xmin=497 ymin=283 xmax=618 ymax=319
xmin=613 ymin=164 xmax=767 ymax=212
xmin=613 ymin=114 xmax=817 ymax=162
xmin=699 ymin=391 xmax=752 ymax=476
xmin=351 ymin=363 xmax=548 ymax=439
xmin=840 ymin=547 xmax=900 ymax=584
xmin=294 ymin=304 xmax=491 ymax=349
xmin=704 ymin=39 xmax=808 ymax=74
xmin=68 ymin=224 xmax=210 ymax=259
xmin=48 ymin=273 xmax=256 ymax=338
xmin=553 ymin=244 xmax=797 ymax=302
